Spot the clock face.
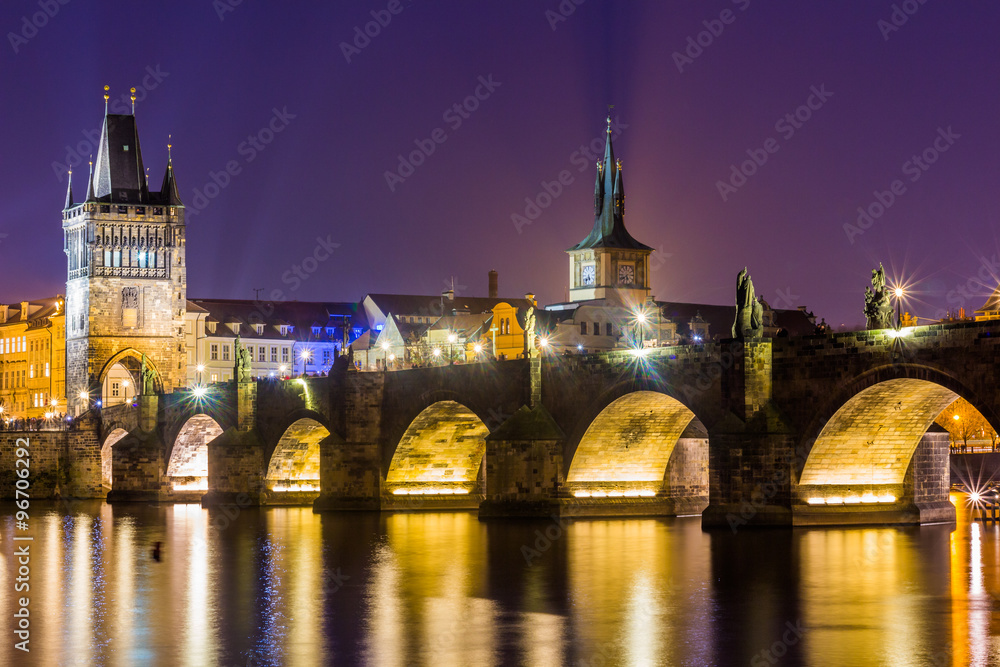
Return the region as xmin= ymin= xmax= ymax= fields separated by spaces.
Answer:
xmin=618 ymin=264 xmax=635 ymax=285
xmin=581 ymin=265 xmax=596 ymax=286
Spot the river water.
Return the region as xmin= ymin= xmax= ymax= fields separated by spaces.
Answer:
xmin=0 ymin=497 xmax=996 ymax=666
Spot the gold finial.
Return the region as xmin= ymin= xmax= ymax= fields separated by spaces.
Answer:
xmin=607 ymin=104 xmax=614 ymax=131
xmin=130 ymin=87 xmax=136 ymax=113
xmin=104 ymin=84 xmax=110 ymax=111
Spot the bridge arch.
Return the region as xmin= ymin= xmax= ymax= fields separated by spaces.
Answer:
xmin=798 ymin=364 xmax=1000 ymax=504
xmin=566 ymin=389 xmax=706 ymax=496
xmin=166 ymin=413 xmax=224 ymax=491
xmin=265 ymin=412 xmax=330 ymax=492
xmin=385 ymin=399 xmax=489 ymax=494
xmin=100 ymin=428 xmax=130 ymax=489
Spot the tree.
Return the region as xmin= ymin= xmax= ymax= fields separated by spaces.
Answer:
xmin=935 ymin=397 xmax=996 ymax=450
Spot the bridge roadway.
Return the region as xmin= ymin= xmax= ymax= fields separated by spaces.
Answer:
xmin=3 ymin=320 xmax=999 ymax=528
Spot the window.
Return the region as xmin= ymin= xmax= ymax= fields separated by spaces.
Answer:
xmin=271 ymin=346 xmax=278 ymax=363
xmin=323 ymin=350 xmax=331 ymax=363
xmin=45 ymin=362 xmax=49 ymax=377
xmin=594 ymin=322 xmax=600 ymax=336
xmin=606 ymin=323 xmax=613 ymax=336
xmin=246 ymin=345 xmax=253 ymax=360
xmin=282 ymin=348 xmax=289 ymax=363
xmin=29 ymin=365 xmax=33 ymax=379
xmin=326 ymin=327 xmax=334 ymax=337
xmin=112 ymin=382 xmax=120 ymax=398
xmin=258 ymin=347 xmax=266 ymax=362
xmin=210 ymin=344 xmax=218 ymax=360
xmin=312 ymin=326 xmax=320 ymax=336
xmin=222 ymin=345 xmax=230 ymax=361
xmin=211 ymin=373 xmax=218 ymax=383
xmin=580 ymin=322 xmax=587 ymax=335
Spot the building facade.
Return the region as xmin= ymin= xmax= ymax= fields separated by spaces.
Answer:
xmin=0 ymin=298 xmax=66 ymax=421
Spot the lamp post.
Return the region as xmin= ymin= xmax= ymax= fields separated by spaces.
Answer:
xmin=634 ymin=310 xmax=647 ymax=348
xmin=447 ymin=332 xmax=457 ymax=363
xmin=196 ymin=363 xmax=205 ymax=385
xmin=380 ymin=340 xmax=390 ymax=371
xmin=300 ymin=349 xmax=312 ymax=376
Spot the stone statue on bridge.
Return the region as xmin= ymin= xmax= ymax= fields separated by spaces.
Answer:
xmin=235 ymin=335 xmax=252 ymax=383
xmin=864 ymin=263 xmax=893 ymax=329
xmin=732 ymin=267 xmax=763 ymax=340
xmin=140 ymin=353 xmax=157 ymax=395
xmin=524 ymin=306 xmax=538 ymax=358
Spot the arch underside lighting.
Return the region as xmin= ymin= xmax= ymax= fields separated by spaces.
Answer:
xmin=267 ymin=418 xmax=328 ymax=492
xmin=800 ymin=379 xmax=963 ymax=503
xmin=167 ymin=414 xmax=223 ymax=491
xmin=568 ymin=391 xmax=696 ymax=496
xmin=386 ymin=400 xmax=488 ymax=494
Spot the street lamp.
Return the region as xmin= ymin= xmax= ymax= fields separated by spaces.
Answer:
xmin=447 ymin=333 xmax=457 ymax=363
xmin=380 ymin=340 xmax=390 ymax=370
xmin=300 ymin=349 xmax=312 ymax=375
xmin=279 ymin=364 xmax=287 ymax=378
xmin=634 ymin=308 xmax=648 ymax=348
xmin=196 ymin=363 xmax=205 ymax=384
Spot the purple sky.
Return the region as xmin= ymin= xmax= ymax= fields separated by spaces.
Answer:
xmin=2 ymin=1 xmax=999 ymax=329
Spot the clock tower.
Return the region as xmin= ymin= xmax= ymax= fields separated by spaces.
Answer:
xmin=567 ymin=116 xmax=653 ymax=305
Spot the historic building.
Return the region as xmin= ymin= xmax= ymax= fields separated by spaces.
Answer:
xmin=0 ymin=297 xmax=66 ymax=420
xmin=62 ymin=97 xmax=186 ymax=414
xmin=184 ymin=299 xmax=358 ymax=383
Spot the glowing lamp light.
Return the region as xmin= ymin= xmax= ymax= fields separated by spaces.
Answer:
xmin=432 ymin=348 xmax=442 ymax=357
xmin=807 ymin=498 xmax=826 ymax=505
xmin=122 ymin=379 xmax=130 ymax=388
xmin=380 ymin=341 xmax=389 ymax=350
xmin=193 ymin=386 xmax=207 ymax=398
xmin=894 ymin=287 xmax=904 ymax=298
xmin=844 ymin=496 xmax=862 ymax=504
xmin=447 ymin=333 xmax=457 ymax=343
xmin=970 ymin=491 xmax=982 ymax=503
xmin=574 ymin=491 xmax=592 ymax=498
xmin=50 ymin=399 xmax=57 ymax=406
xmin=590 ymin=490 xmax=608 ymax=498
xmin=279 ymin=365 xmax=287 ymax=373
xmin=861 ymin=493 xmax=879 ymax=503
xmin=635 ymin=311 xmax=647 ymax=323
xmin=95 ymin=401 xmax=102 ymax=407
xmin=196 ymin=364 xmax=205 ymax=372
xmin=826 ymin=496 xmax=844 ymax=505
xmin=608 ymin=490 xmax=624 ymax=498
xmin=0 ymin=407 xmax=5 ymax=414
xmin=300 ymin=350 xmax=312 ymax=360
xmin=877 ymin=494 xmax=896 ymax=503
xmin=388 ymin=354 xmax=395 ymax=362
xmin=79 ymin=391 xmax=89 ymax=400
xmin=577 ymin=344 xmax=584 ymax=351
xmin=953 ymin=414 xmax=961 ymax=421
xmin=473 ymin=343 xmax=483 ymax=354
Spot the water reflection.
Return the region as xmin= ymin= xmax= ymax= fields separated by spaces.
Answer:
xmin=2 ymin=502 xmax=1000 ymax=665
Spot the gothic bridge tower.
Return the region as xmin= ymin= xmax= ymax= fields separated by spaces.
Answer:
xmin=566 ymin=115 xmax=653 ymax=306
xmin=62 ymin=90 xmax=186 ymax=414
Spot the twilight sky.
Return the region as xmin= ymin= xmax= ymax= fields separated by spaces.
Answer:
xmin=1 ymin=0 xmax=999 ymax=329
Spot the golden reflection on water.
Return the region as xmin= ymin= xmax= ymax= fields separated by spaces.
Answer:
xmin=6 ymin=503 xmax=1000 ymax=664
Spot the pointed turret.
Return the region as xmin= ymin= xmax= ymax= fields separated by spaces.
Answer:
xmin=64 ymin=170 xmax=74 ymax=210
xmin=160 ymin=141 xmax=183 ymax=206
xmin=568 ymin=114 xmax=650 ymax=252
xmin=84 ymin=160 xmax=95 ymax=202
xmin=593 ymin=161 xmax=604 ymax=216
xmin=613 ymin=159 xmax=624 ymax=218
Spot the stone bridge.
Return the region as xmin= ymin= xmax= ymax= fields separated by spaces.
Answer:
xmin=4 ymin=320 xmax=999 ymax=527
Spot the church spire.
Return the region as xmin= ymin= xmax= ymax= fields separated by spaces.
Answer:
xmin=64 ymin=170 xmax=74 ymax=210
xmin=593 ymin=161 xmax=604 ymax=216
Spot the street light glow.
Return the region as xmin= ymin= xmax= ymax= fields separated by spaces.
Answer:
xmin=539 ymin=337 xmax=549 ymax=347
xmin=193 ymin=386 xmax=207 ymax=398
xmin=380 ymin=341 xmax=389 ymax=350
xmin=79 ymin=391 xmax=89 ymax=400
xmin=196 ymin=364 xmax=205 ymax=372
xmin=448 ymin=333 xmax=457 ymax=343
xmin=473 ymin=343 xmax=483 ymax=354
xmin=894 ymin=287 xmax=904 ymax=298
xmin=432 ymin=347 xmax=442 ymax=357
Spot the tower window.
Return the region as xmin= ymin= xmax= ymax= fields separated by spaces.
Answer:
xmin=580 ymin=322 xmax=588 ymax=335
xmin=123 ymin=145 xmax=129 ymax=151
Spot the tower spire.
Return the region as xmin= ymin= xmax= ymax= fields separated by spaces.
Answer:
xmin=64 ymin=170 xmax=74 ymax=210
xmin=160 ymin=136 xmax=183 ymax=206
xmin=130 ymin=87 xmax=136 ymax=114
xmin=614 ymin=159 xmax=624 ymax=218
xmin=103 ymin=85 xmax=109 ymax=114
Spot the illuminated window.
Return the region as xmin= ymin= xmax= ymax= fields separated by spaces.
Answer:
xmin=29 ymin=365 xmax=33 ymax=379
xmin=210 ymin=373 xmax=218 ymax=383
xmin=45 ymin=363 xmax=49 ymax=377
xmin=323 ymin=350 xmax=331 ymax=363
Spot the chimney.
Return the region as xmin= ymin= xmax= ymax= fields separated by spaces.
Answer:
xmin=525 ymin=293 xmax=536 ymax=306
xmin=0 ymin=305 xmax=7 ymax=323
xmin=20 ymin=301 xmax=29 ymax=321
xmin=488 ymin=270 xmax=498 ymax=299
xmin=443 ymin=289 xmax=455 ymax=302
